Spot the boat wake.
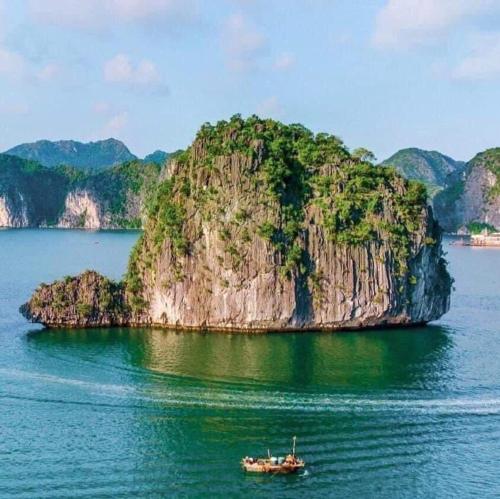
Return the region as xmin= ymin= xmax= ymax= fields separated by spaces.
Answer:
xmin=1 ymin=367 xmax=500 ymax=415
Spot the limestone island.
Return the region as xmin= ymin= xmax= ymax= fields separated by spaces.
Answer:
xmin=21 ymin=115 xmax=452 ymax=332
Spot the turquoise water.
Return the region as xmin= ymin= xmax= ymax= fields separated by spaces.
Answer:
xmin=0 ymin=229 xmax=499 ymax=498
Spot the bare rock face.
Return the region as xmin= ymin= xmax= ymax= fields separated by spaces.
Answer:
xmin=23 ymin=116 xmax=452 ymax=331
xmin=0 ymin=193 xmax=29 ymax=227
xmin=53 ymin=161 xmax=160 ymax=230
xmin=461 ymin=163 xmax=500 ymax=229
xmin=434 ymin=148 xmax=500 ymax=232
xmin=57 ymin=190 xmax=105 ymax=229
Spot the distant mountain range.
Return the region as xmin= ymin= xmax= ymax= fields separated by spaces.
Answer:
xmin=1 ymin=137 xmax=498 ymax=233
xmin=3 ymin=139 xmax=170 ymax=170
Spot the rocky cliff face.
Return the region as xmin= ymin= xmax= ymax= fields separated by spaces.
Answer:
xmin=57 ymin=190 xmax=106 ymax=229
xmin=0 ymin=193 xmax=29 ymax=227
xmin=22 ymin=116 xmax=452 ymax=332
xmin=56 ymin=185 xmax=147 ymax=230
xmin=434 ymin=148 xmax=500 ymax=232
xmin=56 ymin=160 xmax=161 ymax=229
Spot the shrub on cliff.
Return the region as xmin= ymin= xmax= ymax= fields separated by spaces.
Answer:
xmin=127 ymin=114 xmax=433 ymax=291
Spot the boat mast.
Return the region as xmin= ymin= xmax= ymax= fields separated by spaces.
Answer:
xmin=292 ymin=436 xmax=296 ymax=457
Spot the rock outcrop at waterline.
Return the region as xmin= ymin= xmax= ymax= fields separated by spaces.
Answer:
xmin=20 ymin=271 xmax=130 ymax=327
xmin=22 ymin=115 xmax=452 ymax=331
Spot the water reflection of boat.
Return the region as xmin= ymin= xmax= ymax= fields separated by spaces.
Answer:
xmin=241 ymin=437 xmax=305 ymax=474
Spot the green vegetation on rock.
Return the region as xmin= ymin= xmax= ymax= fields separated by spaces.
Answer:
xmin=433 ymin=147 xmax=500 ymax=232
xmin=22 ymin=115 xmax=452 ymax=331
xmin=0 ymin=154 xmax=75 ymax=225
xmin=21 ymin=270 xmax=129 ymax=326
xmin=381 ymin=148 xmax=464 ymax=199
xmin=78 ymin=160 xmax=161 ymax=228
xmin=467 ymin=221 xmax=497 ymax=234
xmin=127 ymin=115 xmax=434 ymax=293
xmin=471 ymin=148 xmax=500 ymax=198
xmin=143 ymin=150 xmax=173 ymax=166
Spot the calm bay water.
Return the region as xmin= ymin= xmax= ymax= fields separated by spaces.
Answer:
xmin=0 ymin=229 xmax=499 ymax=498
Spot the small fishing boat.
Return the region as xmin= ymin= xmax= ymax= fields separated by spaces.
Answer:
xmin=241 ymin=436 xmax=305 ymax=474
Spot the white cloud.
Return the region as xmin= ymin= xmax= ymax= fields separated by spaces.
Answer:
xmin=104 ymin=54 xmax=134 ymax=83
xmin=30 ymin=0 xmax=100 ymax=29
xmin=223 ymin=13 xmax=266 ymax=71
xmin=373 ymin=0 xmax=497 ymax=49
xmin=92 ymin=101 xmax=129 ymax=137
xmin=452 ymin=33 xmax=500 ymax=80
xmin=134 ymin=60 xmax=161 ymax=85
xmin=29 ymin=0 xmax=197 ymax=30
xmin=0 ymin=47 xmax=68 ymax=84
xmin=256 ymin=96 xmax=282 ymax=118
xmin=0 ymin=2 xmax=25 ymax=78
xmin=274 ymin=52 xmax=295 ymax=71
xmin=104 ymin=54 xmax=166 ymax=92
xmin=0 ymin=1 xmax=66 ymax=84
xmin=0 ymin=3 xmax=63 ymax=83
xmin=101 ymin=111 xmax=129 ymax=138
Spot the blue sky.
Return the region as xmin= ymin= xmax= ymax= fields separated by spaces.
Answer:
xmin=1 ymin=0 xmax=500 ymax=161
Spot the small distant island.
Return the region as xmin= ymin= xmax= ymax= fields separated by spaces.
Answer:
xmin=21 ymin=115 xmax=452 ymax=332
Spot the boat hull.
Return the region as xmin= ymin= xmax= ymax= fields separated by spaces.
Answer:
xmin=242 ymin=461 xmax=304 ymax=474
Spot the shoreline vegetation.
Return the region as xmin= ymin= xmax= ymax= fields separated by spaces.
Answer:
xmin=21 ymin=115 xmax=452 ymax=332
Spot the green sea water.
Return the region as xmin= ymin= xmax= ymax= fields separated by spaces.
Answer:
xmin=0 ymin=229 xmax=499 ymax=498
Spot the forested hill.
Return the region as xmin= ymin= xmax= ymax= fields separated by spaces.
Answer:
xmin=381 ymin=148 xmax=464 ymax=198
xmin=143 ymin=150 xmax=170 ymax=165
xmin=4 ymin=138 xmax=137 ymax=171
